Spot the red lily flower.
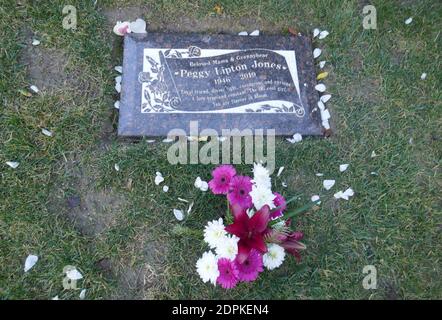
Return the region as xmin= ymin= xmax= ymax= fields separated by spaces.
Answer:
xmin=225 ymin=204 xmax=271 ymax=263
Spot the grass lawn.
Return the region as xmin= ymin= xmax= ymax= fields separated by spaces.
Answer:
xmin=0 ymin=0 xmax=441 ymax=299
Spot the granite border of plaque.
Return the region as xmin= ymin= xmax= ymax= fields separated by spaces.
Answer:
xmin=118 ymin=33 xmax=323 ymax=137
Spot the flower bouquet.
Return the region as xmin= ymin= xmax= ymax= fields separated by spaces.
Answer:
xmin=196 ymin=163 xmax=317 ymax=289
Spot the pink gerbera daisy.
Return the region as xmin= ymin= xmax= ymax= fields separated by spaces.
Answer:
xmin=227 ymin=176 xmax=253 ymax=209
xmin=235 ymin=249 xmax=264 ymax=282
xmin=216 ymin=258 xmax=239 ymax=289
xmin=208 ymin=165 xmax=236 ymax=194
xmin=271 ymin=192 xmax=287 ymax=219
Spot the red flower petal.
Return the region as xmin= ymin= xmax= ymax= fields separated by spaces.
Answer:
xmin=236 ymin=242 xmax=252 ymax=263
xmin=249 ymin=234 xmax=268 ymax=253
xmin=249 ymin=205 xmax=270 ymax=233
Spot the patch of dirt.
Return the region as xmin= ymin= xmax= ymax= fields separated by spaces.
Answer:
xmin=20 ymin=31 xmax=101 ymax=97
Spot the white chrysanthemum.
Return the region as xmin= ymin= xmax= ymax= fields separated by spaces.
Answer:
xmin=204 ymin=218 xmax=226 ymax=249
xmin=215 ymin=235 xmax=239 ymax=260
xmin=196 ymin=251 xmax=219 ymax=285
xmin=250 ymin=185 xmax=276 ymax=210
xmin=252 ymin=163 xmax=271 ymax=189
xmin=263 ymin=244 xmax=285 ymax=270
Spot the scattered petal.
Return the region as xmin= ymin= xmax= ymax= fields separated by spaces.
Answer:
xmin=52 ymin=296 xmax=59 ymax=300
xmin=370 ymin=171 xmax=378 ymax=175
xmin=6 ymin=161 xmax=19 ymax=169
xmin=249 ymin=30 xmax=260 ymax=36
xmin=146 ymin=139 xmax=155 ymax=143
xmin=313 ymin=48 xmax=322 ymax=59
xmin=318 ymin=30 xmax=329 ymax=39
xmin=30 ymin=85 xmax=39 ymax=93
xmin=114 ymin=163 xmax=120 ymax=172
xmin=173 ymin=209 xmax=184 ymax=221
xmin=178 ymin=197 xmax=189 ymax=203
xmin=286 ymin=133 xmax=303 ymax=144
xmin=114 ymin=101 xmax=120 ymax=109
xmin=277 ymin=167 xmax=284 ymax=177
xmin=238 ymin=31 xmax=248 ymax=36
xmin=311 ymin=195 xmax=321 ymax=204
xmin=187 ymin=202 xmax=194 ymax=214
xmin=199 ymin=181 xmax=208 ymax=192
xmin=315 ymin=83 xmax=326 ymax=92
xmin=24 ymin=255 xmax=38 ymax=272
xmin=162 ymin=185 xmax=169 ymax=192
xmin=320 ymin=108 xmax=331 ymax=121
xmin=155 ymin=172 xmax=164 ymax=185
xmin=319 ymin=60 xmax=326 ymax=69
xmin=79 ymin=289 xmax=86 ymax=300
xmin=316 ymin=173 xmax=324 ymax=177
xmin=41 ymin=128 xmax=53 ymax=137
xmin=113 ymin=21 xmax=131 ymax=36
xmin=115 ymin=75 xmax=122 ymax=93
xmin=320 ymin=94 xmax=332 ymax=103
xmin=317 ymin=100 xmax=325 ymax=111
xmin=281 ymin=182 xmax=287 ymax=187
xmin=32 ymin=39 xmax=40 ymax=46
xmin=405 ymin=17 xmax=413 ymax=25
xmin=420 ymin=73 xmax=427 ymax=80
xmin=66 ymin=268 xmax=83 ymax=280
xmin=313 ymin=28 xmax=320 ymax=38
xmin=114 ymin=66 xmax=122 ymax=73
xmin=334 ymin=188 xmax=354 ymax=200
xmin=323 ymin=179 xmax=335 ymax=190
xmin=333 ymin=191 xmax=343 ymax=199
xmin=339 ymin=164 xmax=349 ymax=172
xmin=317 ymin=72 xmax=328 ymax=80
xmin=371 ymin=151 xmax=377 ymax=158
xmin=129 ymin=18 xmax=147 ymax=34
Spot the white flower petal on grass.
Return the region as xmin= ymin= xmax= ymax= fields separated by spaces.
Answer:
xmin=113 ymin=21 xmax=131 ymax=36
xmin=371 ymin=171 xmax=378 ymax=175
xmin=204 ymin=218 xmax=226 ymax=249
xmin=263 ymin=244 xmax=285 ymax=270
xmin=30 ymin=85 xmax=39 ymax=93
xmin=32 ymin=39 xmax=40 ymax=46
xmin=316 ymin=173 xmax=324 ymax=177
xmin=194 ymin=177 xmax=203 ymax=188
xmin=6 ymin=161 xmax=19 ymax=169
xmin=187 ymin=202 xmax=194 ymax=214
xmin=311 ymin=195 xmax=321 ymax=204
xmin=238 ymin=31 xmax=248 ymax=36
xmin=115 ymin=75 xmax=122 ymax=93
xmin=114 ymin=163 xmax=120 ymax=172
xmin=334 ymin=190 xmax=344 ymax=199
xmin=315 ymin=83 xmax=326 ymax=92
xmin=41 ymin=128 xmax=53 ymax=137
xmin=52 ymin=296 xmax=59 ymax=300
xmin=420 ymin=73 xmax=427 ymax=80
xmin=319 ymin=61 xmax=326 ymax=69
xmin=313 ymin=28 xmax=320 ymax=38
xmin=313 ymin=48 xmax=322 ymax=59
xmin=320 ymin=108 xmax=331 ymax=121
xmin=79 ymin=289 xmax=86 ymax=300
xmin=250 ymin=185 xmax=276 ymax=210
xmin=24 ymin=255 xmax=38 ymax=272
xmin=249 ymin=30 xmax=260 ymax=36
xmin=173 ymin=209 xmax=184 ymax=221
xmin=178 ymin=197 xmax=189 ymax=203
xmin=281 ymin=181 xmax=287 ymax=188
xmin=252 ymin=162 xmax=272 ymax=189
xmin=146 ymin=139 xmax=155 ymax=143
xmin=405 ymin=17 xmax=413 ymax=25
xmin=320 ymin=94 xmax=331 ymax=103
xmin=339 ymin=164 xmax=349 ymax=172
xmin=343 ymin=188 xmax=354 ymax=198
xmin=129 ymin=18 xmax=147 ymax=34
xmin=162 ymin=185 xmax=169 ymax=192
xmin=215 ymin=235 xmax=239 ymax=260
xmin=154 ymin=172 xmax=164 ymax=185
xmin=66 ymin=268 xmax=83 ymax=280
xmin=114 ymin=101 xmax=120 ymax=109
xmin=199 ymin=181 xmax=208 ymax=192
xmin=277 ymin=166 xmax=284 ymax=177
xmin=323 ymin=179 xmax=335 ymax=190
xmin=196 ymin=251 xmax=219 ymax=285
xmin=334 ymin=188 xmax=354 ymax=200
xmin=318 ymin=30 xmax=329 ymax=39
xmin=286 ymin=133 xmax=303 ymax=144
xmin=371 ymin=151 xmax=377 ymax=158
xmin=114 ymin=66 xmax=122 ymax=73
